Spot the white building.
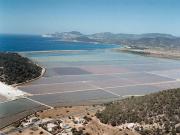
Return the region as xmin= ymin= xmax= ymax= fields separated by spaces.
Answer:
xmin=47 ymin=123 xmax=58 ymax=132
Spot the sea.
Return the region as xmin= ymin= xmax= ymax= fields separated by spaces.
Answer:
xmin=0 ymin=34 xmax=118 ymax=52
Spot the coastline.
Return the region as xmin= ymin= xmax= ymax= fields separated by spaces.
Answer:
xmin=51 ymin=39 xmax=120 ymax=47
xmin=12 ymin=66 xmax=46 ymax=87
xmin=42 ymin=36 xmax=120 ymax=47
xmin=52 ymin=38 xmax=100 ymax=44
xmin=0 ymin=52 xmax=46 ymax=100
xmin=114 ymin=47 xmax=180 ymax=60
xmin=0 ymin=82 xmax=27 ymax=100
xmin=0 ymin=64 xmax=47 ymax=129
xmin=0 ymin=65 xmax=45 ymax=102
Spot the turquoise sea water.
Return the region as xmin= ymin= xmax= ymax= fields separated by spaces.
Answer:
xmin=0 ymin=35 xmax=118 ymax=52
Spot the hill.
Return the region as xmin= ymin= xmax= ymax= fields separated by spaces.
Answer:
xmin=96 ymin=89 xmax=180 ymax=135
xmin=42 ymin=31 xmax=180 ymax=50
xmin=0 ymin=52 xmax=42 ymax=85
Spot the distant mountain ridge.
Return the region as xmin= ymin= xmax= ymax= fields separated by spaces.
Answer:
xmin=42 ymin=31 xmax=180 ymax=50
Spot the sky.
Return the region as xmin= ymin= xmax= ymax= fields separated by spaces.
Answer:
xmin=0 ymin=0 xmax=180 ymax=36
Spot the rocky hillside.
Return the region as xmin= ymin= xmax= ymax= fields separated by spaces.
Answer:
xmin=96 ymin=88 xmax=180 ymax=135
xmin=0 ymin=52 xmax=42 ymax=85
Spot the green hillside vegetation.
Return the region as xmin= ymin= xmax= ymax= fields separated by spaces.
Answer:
xmin=0 ymin=52 xmax=42 ymax=85
xmin=96 ymin=89 xmax=180 ymax=134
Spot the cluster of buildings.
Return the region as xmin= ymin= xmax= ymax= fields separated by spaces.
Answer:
xmin=40 ymin=119 xmax=72 ymax=135
xmin=19 ymin=114 xmax=88 ymax=135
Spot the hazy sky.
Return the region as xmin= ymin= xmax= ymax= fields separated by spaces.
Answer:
xmin=0 ymin=0 xmax=180 ymax=35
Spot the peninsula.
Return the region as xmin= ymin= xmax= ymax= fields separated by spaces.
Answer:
xmin=0 ymin=52 xmax=43 ymax=85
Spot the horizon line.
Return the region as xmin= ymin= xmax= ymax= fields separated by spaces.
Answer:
xmin=0 ymin=31 xmax=179 ymax=37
